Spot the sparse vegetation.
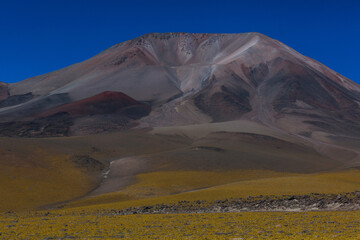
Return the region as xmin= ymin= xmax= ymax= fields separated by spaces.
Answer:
xmin=0 ymin=128 xmax=359 ymax=239
xmin=1 ymin=209 xmax=360 ymax=239
xmin=0 ymin=154 xmax=98 ymax=211
xmin=0 ymin=130 xmax=190 ymax=211
xmin=64 ymin=169 xmax=360 ymax=210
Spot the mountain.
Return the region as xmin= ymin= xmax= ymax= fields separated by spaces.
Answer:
xmin=1 ymin=32 xmax=359 ymax=139
xmin=1 ymin=32 xmax=360 ymax=212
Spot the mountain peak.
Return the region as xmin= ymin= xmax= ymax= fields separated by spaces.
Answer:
xmin=109 ymin=32 xmax=268 ymax=53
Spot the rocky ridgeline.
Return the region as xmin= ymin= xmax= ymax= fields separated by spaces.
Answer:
xmin=111 ymin=191 xmax=360 ymax=215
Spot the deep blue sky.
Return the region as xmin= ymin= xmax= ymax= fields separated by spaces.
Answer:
xmin=1 ymin=0 xmax=359 ymax=84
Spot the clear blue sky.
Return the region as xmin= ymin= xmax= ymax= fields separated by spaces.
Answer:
xmin=1 ymin=0 xmax=359 ymax=84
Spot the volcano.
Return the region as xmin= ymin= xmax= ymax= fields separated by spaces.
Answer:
xmin=1 ymin=32 xmax=359 ymax=139
xmin=1 ymin=33 xmax=360 ymax=213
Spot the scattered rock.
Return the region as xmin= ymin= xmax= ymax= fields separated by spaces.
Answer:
xmin=113 ymin=191 xmax=360 ymax=215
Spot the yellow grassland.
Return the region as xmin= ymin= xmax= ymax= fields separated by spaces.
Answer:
xmin=0 ymin=131 xmax=190 ymax=211
xmin=1 ymin=210 xmax=360 ymax=239
xmin=0 ymin=153 xmax=98 ymax=211
xmin=1 ymin=130 xmax=360 ymax=239
xmin=65 ymin=169 xmax=360 ymax=210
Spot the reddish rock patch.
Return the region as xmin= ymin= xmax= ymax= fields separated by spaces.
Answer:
xmin=36 ymin=91 xmax=151 ymax=119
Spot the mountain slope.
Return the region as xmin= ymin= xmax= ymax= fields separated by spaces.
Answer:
xmin=2 ymin=33 xmax=360 ymax=135
xmin=0 ymin=82 xmax=9 ymax=101
xmin=1 ymin=33 xmax=360 ymax=211
xmin=0 ymin=33 xmax=358 ymax=160
xmin=0 ymin=91 xmax=150 ymax=137
xmin=0 ymin=33 xmax=359 ymax=158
